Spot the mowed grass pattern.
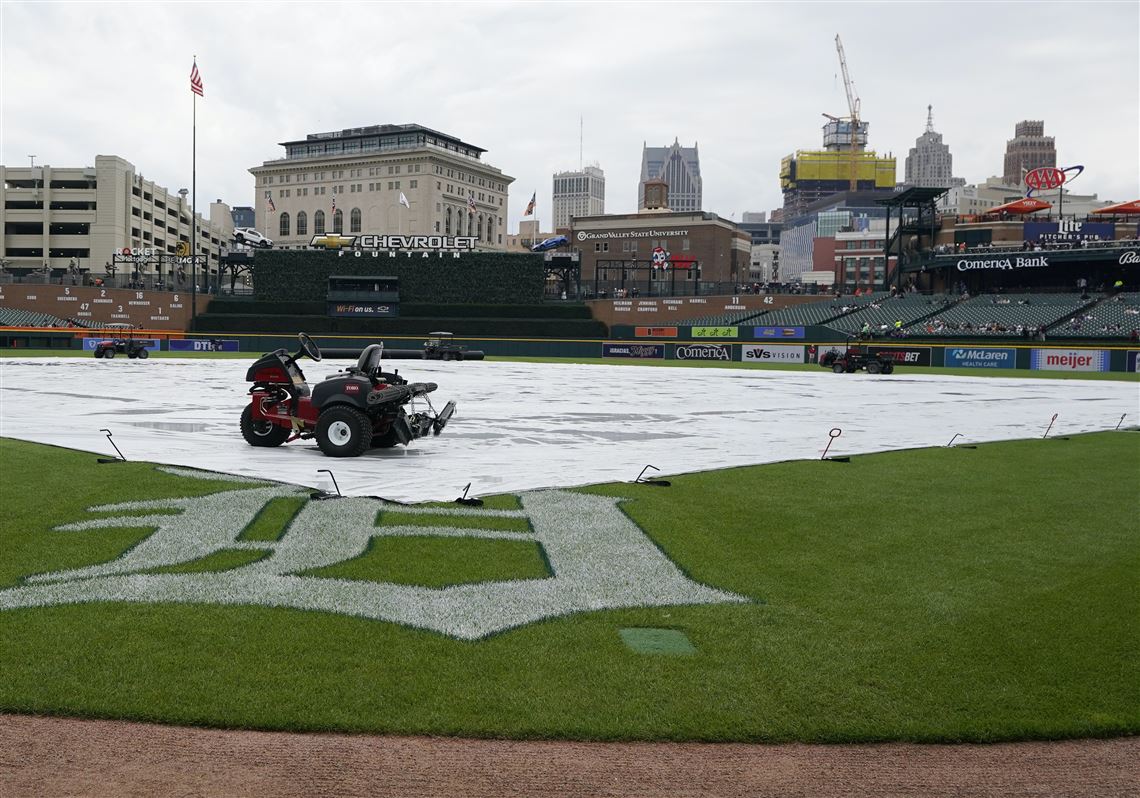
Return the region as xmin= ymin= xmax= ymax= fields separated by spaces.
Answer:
xmin=0 ymin=434 xmax=1136 ymax=742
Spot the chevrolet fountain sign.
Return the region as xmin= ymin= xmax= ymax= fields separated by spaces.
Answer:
xmin=956 ymin=255 xmax=1050 ymax=271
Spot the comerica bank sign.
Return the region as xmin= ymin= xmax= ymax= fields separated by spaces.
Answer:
xmin=577 ymin=229 xmax=689 ymax=241
xmin=955 ymin=255 xmax=1050 ymax=271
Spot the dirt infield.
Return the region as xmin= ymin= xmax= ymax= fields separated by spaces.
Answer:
xmin=1 ymin=715 xmax=1137 ymax=798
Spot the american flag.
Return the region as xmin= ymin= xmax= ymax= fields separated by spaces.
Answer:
xmin=523 ymin=192 xmax=536 ymax=216
xmin=467 ymin=194 xmax=477 ymax=213
xmin=265 ymin=190 xmax=275 ymax=213
xmin=190 ymin=60 xmax=204 ymax=97
xmin=331 ymin=189 xmax=336 ymax=214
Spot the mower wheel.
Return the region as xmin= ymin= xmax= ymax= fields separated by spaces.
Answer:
xmin=241 ymin=404 xmax=290 ymax=447
xmin=882 ymin=362 xmax=895 ymax=374
xmin=137 ymin=348 xmax=149 ymax=359
xmin=104 ymin=348 xmax=115 ymax=359
xmin=93 ymin=349 xmax=103 ymax=359
xmin=316 ymin=406 xmax=373 ymax=457
xmin=832 ymin=362 xmax=845 ymax=374
xmin=867 ymin=361 xmax=881 ymax=374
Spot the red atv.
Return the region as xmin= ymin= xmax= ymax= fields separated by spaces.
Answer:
xmin=93 ymin=337 xmax=150 ymax=359
xmin=819 ymin=346 xmax=895 ymax=374
xmin=240 ymin=333 xmax=456 ymax=457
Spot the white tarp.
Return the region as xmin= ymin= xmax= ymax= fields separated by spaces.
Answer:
xmin=0 ymin=357 xmax=1135 ymax=502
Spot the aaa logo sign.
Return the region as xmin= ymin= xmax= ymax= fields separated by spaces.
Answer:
xmin=0 ymin=473 xmax=746 ymax=640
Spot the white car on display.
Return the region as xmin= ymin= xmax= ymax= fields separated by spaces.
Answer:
xmin=233 ymin=227 xmax=273 ymax=249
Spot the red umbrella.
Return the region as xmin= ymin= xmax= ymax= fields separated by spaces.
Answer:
xmin=1090 ymin=199 xmax=1140 ymax=215
xmin=982 ymin=197 xmax=1052 ymax=216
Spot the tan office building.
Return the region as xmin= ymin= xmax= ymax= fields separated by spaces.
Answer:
xmin=250 ymin=124 xmax=513 ymax=250
xmin=0 ymin=155 xmax=231 ymax=275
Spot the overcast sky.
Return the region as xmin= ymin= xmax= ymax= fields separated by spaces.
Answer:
xmin=2 ymin=1 xmax=1137 ymax=232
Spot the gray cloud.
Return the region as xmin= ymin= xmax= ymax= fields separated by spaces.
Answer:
xmin=2 ymin=1 xmax=1136 ymax=231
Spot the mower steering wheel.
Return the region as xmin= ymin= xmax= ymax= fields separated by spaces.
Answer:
xmin=298 ymin=332 xmax=322 ymax=362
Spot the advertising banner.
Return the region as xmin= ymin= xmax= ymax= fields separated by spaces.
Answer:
xmin=1024 ymin=221 xmax=1115 ymax=244
xmin=82 ymin=337 xmax=161 ymax=351
xmin=1128 ymin=351 xmax=1140 ymax=372
xmin=673 ymin=343 xmax=731 ymax=361
xmin=602 ymin=343 xmax=664 ymax=359
xmin=327 ymin=302 xmax=399 ymax=317
xmin=944 ymin=347 xmax=1016 ymax=369
xmin=1030 ymin=349 xmax=1110 ymax=372
xmin=740 ymin=344 xmax=805 ymax=364
xmin=691 ymin=326 xmax=738 ymax=338
xmin=753 ymin=325 xmax=805 ymax=339
xmin=635 ymin=326 xmax=678 ymax=338
xmin=169 ymin=339 xmax=240 ymax=353
xmin=873 ymin=347 xmax=932 ymax=366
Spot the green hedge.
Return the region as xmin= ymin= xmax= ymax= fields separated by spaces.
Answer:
xmin=192 ymin=314 xmax=607 ymax=339
xmin=250 ymin=250 xmax=545 ymax=304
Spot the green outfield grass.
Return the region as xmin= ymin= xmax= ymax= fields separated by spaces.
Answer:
xmin=1 ymin=433 xmax=1136 ymax=742
xmin=3 ymin=347 xmax=1139 ymax=379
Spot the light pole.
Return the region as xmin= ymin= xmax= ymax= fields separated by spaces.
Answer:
xmin=178 ymin=189 xmax=189 ymax=294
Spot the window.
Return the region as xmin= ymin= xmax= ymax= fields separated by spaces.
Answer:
xmin=350 ymin=208 xmax=361 ymax=233
xmin=445 ymin=207 xmax=452 ymax=235
xmin=410 ymin=180 xmax=417 ymax=189
xmin=296 ymin=211 xmax=307 ymax=236
xmin=279 ymin=212 xmax=290 ymax=237
xmin=333 ymin=209 xmax=343 ymax=234
xmin=594 ymin=242 xmax=609 ymax=252
xmin=314 ymin=210 xmax=325 ymax=235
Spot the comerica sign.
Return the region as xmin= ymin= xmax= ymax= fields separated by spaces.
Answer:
xmin=956 ymin=256 xmax=1049 ymax=271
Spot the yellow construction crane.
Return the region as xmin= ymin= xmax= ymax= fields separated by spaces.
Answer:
xmin=834 ymin=33 xmax=862 ymax=190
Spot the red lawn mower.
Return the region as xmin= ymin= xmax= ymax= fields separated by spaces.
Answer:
xmin=241 ymin=333 xmax=456 ymax=457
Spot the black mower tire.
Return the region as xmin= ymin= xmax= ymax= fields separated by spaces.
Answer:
xmin=241 ymin=404 xmax=291 ymax=447
xmin=882 ymin=362 xmax=895 ymax=374
xmin=832 ymin=362 xmax=845 ymax=374
xmin=93 ymin=349 xmax=103 ymax=359
xmin=316 ymin=406 xmax=373 ymax=457
xmin=104 ymin=348 xmax=115 ymax=359
xmin=867 ymin=361 xmax=881 ymax=374
xmin=137 ymin=348 xmax=149 ymax=359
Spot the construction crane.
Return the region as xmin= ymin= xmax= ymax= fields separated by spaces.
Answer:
xmin=834 ymin=33 xmax=862 ymax=190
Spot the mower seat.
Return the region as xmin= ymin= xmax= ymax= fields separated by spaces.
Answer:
xmin=354 ymin=344 xmax=384 ymax=377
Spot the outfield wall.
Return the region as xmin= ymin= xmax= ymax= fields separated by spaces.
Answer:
xmin=2 ymin=329 xmax=1138 ymax=372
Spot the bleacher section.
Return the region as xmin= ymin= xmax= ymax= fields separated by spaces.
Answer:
xmin=906 ymin=293 xmax=1093 ymax=337
xmin=682 ymin=309 xmax=769 ymax=327
xmin=744 ymin=293 xmax=891 ymax=327
xmin=1054 ymin=293 xmax=1140 ymax=338
xmin=825 ymin=296 xmax=955 ymax=335
xmin=0 ymin=308 xmax=75 ymax=328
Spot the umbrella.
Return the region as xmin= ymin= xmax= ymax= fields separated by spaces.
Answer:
xmin=982 ymin=197 xmax=1052 ymax=216
xmin=1089 ymin=199 xmax=1140 ymax=215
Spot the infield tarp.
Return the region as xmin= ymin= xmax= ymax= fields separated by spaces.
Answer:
xmin=0 ymin=358 xmax=1134 ymax=502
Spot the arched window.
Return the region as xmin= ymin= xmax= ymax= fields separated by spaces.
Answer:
xmin=485 ymin=215 xmax=494 ymax=242
xmin=445 ymin=207 xmax=452 ymax=236
xmin=468 ymin=213 xmax=474 ymax=238
xmin=314 ymin=210 xmax=325 ymax=235
xmin=477 ymin=214 xmax=483 ymax=241
xmin=279 ymin=212 xmax=290 ymax=237
xmin=350 ymin=208 xmax=362 ymax=233
xmin=333 ymin=209 xmax=343 ymax=234
xmin=296 ymin=211 xmax=307 ymax=237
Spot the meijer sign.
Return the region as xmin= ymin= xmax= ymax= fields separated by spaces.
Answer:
xmin=1030 ymin=349 xmax=1109 ymax=372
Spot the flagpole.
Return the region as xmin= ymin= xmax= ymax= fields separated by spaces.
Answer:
xmin=191 ymin=59 xmax=197 ymax=320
